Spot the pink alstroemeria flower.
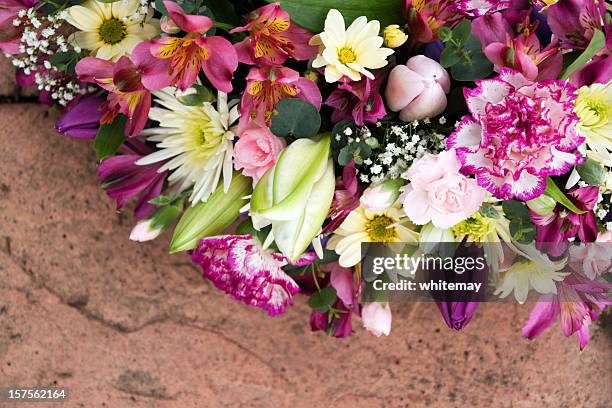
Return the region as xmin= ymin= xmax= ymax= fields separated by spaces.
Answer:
xmin=447 ymin=69 xmax=584 ymax=201
xmin=76 ymin=41 xmax=172 ymax=137
xmin=455 ymin=0 xmax=510 ymax=17
xmin=322 ymin=161 xmax=361 ymax=234
xmin=530 ymin=186 xmax=599 ymax=257
xmin=0 ymin=0 xmax=39 ymax=54
xmin=150 ymin=0 xmax=238 ymax=92
xmin=325 ymin=76 xmax=386 ymax=126
xmin=523 ymin=273 xmax=611 ymax=350
xmin=231 ymin=2 xmax=317 ymax=65
xmin=98 ymin=140 xmax=167 ymax=219
xmin=191 ymin=234 xmax=315 ymax=316
xmin=547 ymin=0 xmax=608 ymax=49
xmin=473 ymin=10 xmax=562 ymax=80
xmin=403 ymin=0 xmax=462 ymax=45
xmin=240 ymin=65 xmax=321 ymax=129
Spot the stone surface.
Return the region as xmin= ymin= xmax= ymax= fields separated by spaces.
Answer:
xmin=0 ymin=103 xmax=610 ymax=407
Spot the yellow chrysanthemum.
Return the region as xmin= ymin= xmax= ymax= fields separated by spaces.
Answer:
xmin=64 ymin=0 xmax=160 ymax=61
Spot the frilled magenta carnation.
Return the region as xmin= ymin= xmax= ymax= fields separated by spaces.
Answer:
xmin=191 ymin=235 xmax=314 ymax=316
xmin=448 ymin=69 xmax=584 ymax=201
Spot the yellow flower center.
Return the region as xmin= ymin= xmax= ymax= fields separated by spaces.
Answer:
xmin=338 ymin=47 xmax=356 ymax=64
xmin=575 ymin=85 xmax=610 ymax=129
xmin=365 ymin=215 xmax=398 ymax=242
xmin=452 ymin=212 xmax=494 ymax=242
xmin=99 ymin=18 xmax=127 ymax=45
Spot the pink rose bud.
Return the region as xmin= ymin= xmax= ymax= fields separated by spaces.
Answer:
xmin=233 ymin=123 xmax=286 ymax=182
xmin=362 ymin=302 xmax=392 ymax=337
xmin=385 ymin=55 xmax=450 ymax=121
xmin=360 ymin=179 xmax=404 ymax=212
xmin=129 ymin=220 xmax=162 ymax=242
xmin=160 ymin=15 xmax=180 ymax=34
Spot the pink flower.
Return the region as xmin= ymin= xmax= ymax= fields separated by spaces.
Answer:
xmin=385 ymin=55 xmax=450 ymax=121
xmin=456 ymin=0 xmax=510 ymax=16
xmin=531 ymin=186 xmax=599 ymax=257
xmin=473 ymin=10 xmax=562 ymax=80
xmin=150 ymin=0 xmax=238 ymax=91
xmin=568 ymin=231 xmax=612 ymax=280
xmin=239 ymin=66 xmax=321 ymax=130
xmin=97 ymin=140 xmax=167 ymax=219
xmin=361 ymin=302 xmax=392 ymax=337
xmin=233 ymin=123 xmax=285 ymax=182
xmin=231 ymin=2 xmax=316 ymax=66
xmin=547 ymin=0 xmax=608 ymax=49
xmin=401 ymin=150 xmax=486 ymax=229
xmin=447 ymin=69 xmax=584 ymax=201
xmin=76 ymin=41 xmax=172 ymax=137
xmin=322 ymin=161 xmax=361 ymax=234
xmin=325 ymin=76 xmax=386 ymax=126
xmin=360 ymin=179 xmax=403 ymax=212
xmin=191 ymin=234 xmax=314 ymax=316
xmin=403 ymin=0 xmax=461 ymax=45
xmin=523 ymin=273 xmax=611 ymax=350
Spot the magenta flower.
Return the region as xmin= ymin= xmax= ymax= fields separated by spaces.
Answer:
xmin=523 ymin=273 xmax=611 ymax=350
xmin=98 ymin=140 xmax=167 ymax=219
xmin=473 ymin=10 xmax=562 ymax=80
xmin=325 ymin=76 xmax=386 ymax=126
xmin=76 ymin=41 xmax=172 ymax=137
xmin=0 ymin=0 xmax=39 ymax=54
xmin=191 ymin=235 xmax=315 ymax=316
xmin=447 ymin=69 xmax=584 ymax=201
xmin=150 ymin=0 xmax=238 ymax=92
xmin=403 ymin=0 xmax=461 ymax=45
xmin=322 ymin=161 xmax=361 ymax=234
xmin=239 ymin=66 xmax=321 ymax=129
xmin=569 ymin=55 xmax=612 ymax=87
xmin=231 ymin=2 xmax=317 ymax=66
xmin=55 ymin=94 xmax=106 ymax=140
xmin=547 ymin=0 xmax=608 ymax=49
xmin=530 ymin=186 xmax=599 ymax=256
xmin=456 ymin=0 xmax=510 ymax=17
xmin=436 ymin=301 xmax=480 ymax=331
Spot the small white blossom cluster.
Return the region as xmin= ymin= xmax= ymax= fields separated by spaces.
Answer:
xmin=358 ymin=120 xmax=447 ymax=184
xmin=122 ymin=0 xmax=153 ymax=22
xmin=593 ymin=191 xmax=611 ymax=230
xmin=7 ymin=8 xmax=86 ymax=105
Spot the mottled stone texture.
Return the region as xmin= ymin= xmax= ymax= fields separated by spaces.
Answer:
xmin=0 ymin=74 xmax=610 ymax=407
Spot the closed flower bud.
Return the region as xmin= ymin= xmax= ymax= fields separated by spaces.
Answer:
xmin=362 ymin=302 xmax=392 ymax=337
xmin=383 ymin=24 xmax=408 ymax=48
xmin=527 ymin=194 xmax=557 ymax=216
xmin=130 ymin=220 xmax=163 ymax=242
xmin=360 ymin=179 xmax=404 ymax=211
xmin=160 ymin=15 xmax=180 ymax=34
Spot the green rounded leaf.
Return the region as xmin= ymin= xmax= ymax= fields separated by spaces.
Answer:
xmin=94 ymin=115 xmax=126 ymax=160
xmin=270 ymin=98 xmax=321 ymax=139
xmin=308 ymin=287 xmax=338 ymax=312
xmin=577 ymin=158 xmax=605 ymax=186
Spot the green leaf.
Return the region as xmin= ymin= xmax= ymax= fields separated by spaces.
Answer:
xmin=451 ymin=19 xmax=471 ymax=45
xmin=544 ymin=177 xmax=586 ymax=214
xmin=269 ymin=0 xmax=404 ymax=33
xmin=150 ymin=202 xmax=183 ymax=231
xmin=479 ymin=203 xmax=500 ymax=219
xmin=450 ymin=36 xmax=493 ymax=81
xmin=154 ymin=0 xmax=168 ymax=15
xmin=94 ymin=115 xmax=126 ymax=160
xmin=270 ymin=98 xmax=321 ymax=139
xmin=170 ymin=173 xmax=252 ymax=252
xmin=502 ymin=200 xmax=530 ymax=219
xmin=577 ymin=158 xmax=605 ymax=186
xmin=149 ymin=195 xmax=174 ymax=207
xmin=440 ymin=46 xmax=461 ymax=68
xmin=204 ymin=0 xmax=240 ymax=25
xmin=308 ymin=287 xmax=337 ymax=312
xmin=509 ymin=218 xmax=536 ymax=244
xmin=337 ymin=145 xmax=354 ymax=166
xmin=560 ymin=30 xmax=605 ymax=80
xmin=179 ymin=84 xmax=214 ymax=106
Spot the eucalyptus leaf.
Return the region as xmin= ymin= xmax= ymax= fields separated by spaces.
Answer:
xmin=577 ymin=158 xmax=605 ymax=186
xmin=94 ymin=115 xmax=126 ymax=160
xmin=451 ymin=20 xmax=471 ymax=45
xmin=440 ymin=46 xmax=461 ymax=68
xmin=270 ymin=98 xmax=321 ymax=139
xmin=268 ymin=0 xmax=404 ymax=33
xmin=450 ymin=36 xmax=493 ymax=81
xmin=308 ymin=286 xmax=338 ymax=312
xmin=179 ymin=84 xmax=215 ymax=106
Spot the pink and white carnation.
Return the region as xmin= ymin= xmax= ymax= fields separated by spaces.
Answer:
xmin=447 ymin=69 xmax=584 ymax=201
xmin=401 ymin=150 xmax=486 ymax=229
xmin=191 ymin=235 xmax=314 ymax=316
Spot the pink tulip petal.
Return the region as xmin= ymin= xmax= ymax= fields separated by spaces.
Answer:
xmin=385 ymin=65 xmax=426 ymax=112
xmin=399 ymin=84 xmax=447 ymax=121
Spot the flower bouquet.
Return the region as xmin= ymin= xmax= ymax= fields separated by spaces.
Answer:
xmin=3 ymin=0 xmax=611 ymax=346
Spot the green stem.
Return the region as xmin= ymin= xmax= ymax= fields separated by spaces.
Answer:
xmin=213 ymin=22 xmax=236 ymax=32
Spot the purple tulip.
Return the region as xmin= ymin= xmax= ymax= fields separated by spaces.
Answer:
xmin=436 ymin=301 xmax=480 ymax=331
xmin=97 ymin=140 xmax=167 ymax=219
xmin=55 ymin=94 xmax=106 ymax=140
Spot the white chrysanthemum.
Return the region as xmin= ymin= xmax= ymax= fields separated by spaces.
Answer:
xmin=309 ymin=9 xmax=394 ymax=83
xmin=63 ymin=0 xmax=159 ymax=61
xmin=574 ymin=81 xmax=612 ymax=166
xmin=137 ymin=88 xmax=239 ymax=204
xmin=494 ymin=244 xmax=568 ymax=304
xmin=327 ymin=205 xmax=418 ymax=268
